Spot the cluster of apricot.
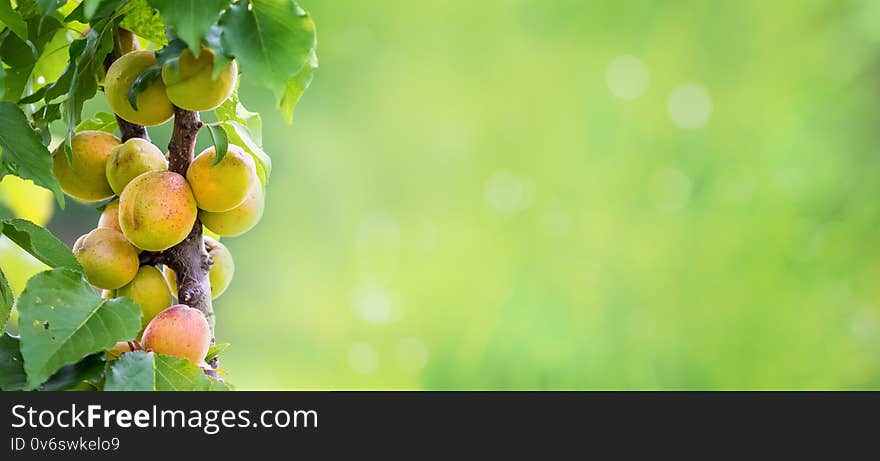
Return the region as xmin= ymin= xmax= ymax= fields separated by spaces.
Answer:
xmin=53 ymin=47 xmax=261 ymax=366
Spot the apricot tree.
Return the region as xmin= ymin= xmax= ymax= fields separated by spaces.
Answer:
xmin=0 ymin=0 xmax=316 ymax=391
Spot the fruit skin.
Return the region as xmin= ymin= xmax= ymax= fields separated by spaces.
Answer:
xmin=52 ymin=131 xmax=120 ymax=202
xmin=161 ymin=47 xmax=238 ymax=111
xmin=117 ymin=265 xmax=172 ymax=328
xmin=186 ymin=144 xmax=257 ymax=212
xmin=106 ymin=341 xmax=135 ymax=361
xmin=141 ymin=304 xmax=211 ymax=365
xmin=118 ymin=171 xmax=198 ymax=251
xmin=104 ymin=51 xmax=173 ymax=126
xmin=74 ymin=228 xmax=139 ymax=289
xmin=165 ymin=237 xmax=234 ymax=300
xmin=97 ymin=199 xmax=122 ymax=232
xmin=199 ymin=181 xmax=265 ymax=237
xmin=106 ymin=138 xmax=167 ymax=195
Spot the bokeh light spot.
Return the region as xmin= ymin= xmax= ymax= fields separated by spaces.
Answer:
xmin=668 ymin=84 xmax=713 ymax=129
xmin=397 ymin=337 xmax=429 ymax=371
xmin=606 ymin=55 xmax=650 ymax=100
xmin=348 ymin=342 xmax=379 ymax=374
xmin=484 ymin=172 xmax=534 ymax=214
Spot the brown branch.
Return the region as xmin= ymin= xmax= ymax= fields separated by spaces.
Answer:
xmin=164 ymin=107 xmax=215 ymax=334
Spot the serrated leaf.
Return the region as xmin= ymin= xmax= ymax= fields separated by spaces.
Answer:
xmin=147 ymin=0 xmax=227 ymax=54
xmin=62 ymin=15 xmax=118 ymax=159
xmin=67 ymin=0 xmax=126 ymax=23
xmin=204 ymin=342 xmax=229 ymax=362
xmin=105 ymin=351 xmax=230 ymax=391
xmin=18 ymin=268 xmax=142 ymax=389
xmin=218 ymin=0 xmax=316 ymax=113
xmin=206 ymin=124 xmax=228 ymax=166
xmin=76 ymin=111 xmax=118 ymax=133
xmin=220 ymin=121 xmax=270 ymax=185
xmin=0 ymin=0 xmax=28 ymax=41
xmin=1 ymin=218 xmax=81 ymax=270
xmin=119 ymin=0 xmax=166 ymax=45
xmin=279 ymin=48 xmax=316 ymax=123
xmin=0 ymin=266 xmax=12 ymax=327
xmin=0 ymin=102 xmax=64 ymax=205
xmin=0 ymin=332 xmax=26 ymax=390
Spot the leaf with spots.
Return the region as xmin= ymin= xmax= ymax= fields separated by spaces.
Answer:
xmin=105 ymin=350 xmax=230 ymax=391
xmin=17 ymin=268 xmax=142 ymax=389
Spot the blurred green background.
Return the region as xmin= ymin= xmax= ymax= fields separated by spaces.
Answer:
xmin=5 ymin=0 xmax=880 ymax=389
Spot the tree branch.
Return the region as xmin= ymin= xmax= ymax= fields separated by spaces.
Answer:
xmin=164 ymin=107 xmax=215 ymax=334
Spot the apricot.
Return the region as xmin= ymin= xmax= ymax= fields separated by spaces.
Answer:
xmin=140 ymin=304 xmax=211 ymax=364
xmin=73 ymin=228 xmax=139 ymax=289
xmin=106 ymin=341 xmax=135 ymax=361
xmin=186 ymin=145 xmax=257 ymax=212
xmin=52 ymin=131 xmax=120 ymax=202
xmin=118 ymin=171 xmax=197 ymax=251
xmin=106 ymin=138 xmax=167 ymax=195
xmin=104 ymin=51 xmax=173 ymax=126
xmin=199 ymin=181 xmax=265 ymax=237
xmin=161 ymin=47 xmax=238 ymax=111
xmin=165 ymin=237 xmax=234 ymax=299
xmin=97 ymin=199 xmax=122 ymax=232
xmin=117 ymin=265 xmax=172 ymax=328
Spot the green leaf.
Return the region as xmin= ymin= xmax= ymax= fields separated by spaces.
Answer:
xmin=205 ymin=124 xmax=228 ymax=166
xmin=279 ymin=48 xmax=316 ymax=123
xmin=76 ymin=111 xmax=118 ymax=133
xmin=218 ymin=0 xmax=316 ymax=116
xmin=67 ymin=0 xmax=126 ymax=23
xmin=0 ymin=102 xmax=64 ymax=206
xmin=105 ymin=351 xmax=230 ymax=391
xmin=220 ymin=121 xmax=270 ymax=185
xmin=126 ymin=38 xmax=186 ymax=111
xmin=31 ymin=102 xmax=60 ymax=146
xmin=0 ymin=266 xmax=12 ymax=328
xmin=36 ymin=0 xmax=66 ymax=16
xmin=205 ymin=342 xmax=229 ymax=362
xmin=0 ymin=0 xmax=28 ymax=41
xmin=147 ymin=0 xmax=227 ymax=54
xmin=216 ymin=89 xmax=262 ymax=144
xmin=1 ymin=218 xmax=81 ymax=270
xmin=62 ymin=16 xmax=118 ymax=159
xmin=38 ymin=353 xmax=105 ymax=391
xmin=0 ymin=332 xmax=26 ymax=390
xmin=119 ymin=0 xmax=166 ymax=45
xmin=18 ymin=268 xmax=142 ymax=389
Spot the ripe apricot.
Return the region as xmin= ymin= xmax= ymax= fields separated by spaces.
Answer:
xmin=117 ymin=265 xmax=172 ymax=328
xmin=118 ymin=171 xmax=197 ymax=251
xmin=52 ymin=131 xmax=120 ymax=202
xmin=199 ymin=181 xmax=264 ymax=237
xmin=73 ymin=228 xmax=139 ymax=289
xmin=165 ymin=237 xmax=234 ymax=300
xmin=104 ymin=51 xmax=173 ymax=126
xmin=186 ymin=145 xmax=257 ymax=212
xmin=140 ymin=304 xmax=211 ymax=364
xmin=97 ymin=199 xmax=122 ymax=232
xmin=106 ymin=138 xmax=167 ymax=195
xmin=161 ymin=47 xmax=238 ymax=111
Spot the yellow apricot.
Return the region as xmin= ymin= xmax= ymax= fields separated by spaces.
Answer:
xmin=186 ymin=145 xmax=257 ymax=212
xmin=117 ymin=265 xmax=172 ymax=328
xmin=164 ymin=237 xmax=234 ymax=300
xmin=199 ymin=181 xmax=264 ymax=237
xmin=106 ymin=138 xmax=167 ymax=195
xmin=106 ymin=341 xmax=135 ymax=361
xmin=118 ymin=171 xmax=197 ymax=251
xmin=104 ymin=51 xmax=173 ymax=126
xmin=73 ymin=228 xmax=139 ymax=289
xmin=52 ymin=131 xmax=120 ymax=202
xmin=97 ymin=199 xmax=122 ymax=232
xmin=161 ymin=47 xmax=238 ymax=111
xmin=141 ymin=304 xmax=211 ymax=364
